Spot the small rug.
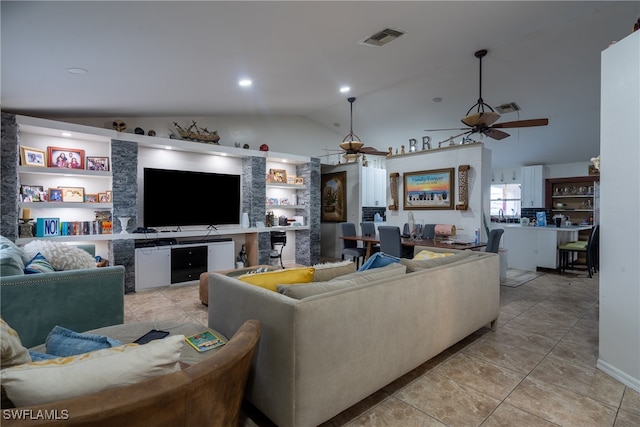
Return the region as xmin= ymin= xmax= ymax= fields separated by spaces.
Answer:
xmin=501 ymin=269 xmax=544 ymax=288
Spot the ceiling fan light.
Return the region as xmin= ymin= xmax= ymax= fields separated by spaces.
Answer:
xmin=340 ymin=141 xmax=364 ymax=151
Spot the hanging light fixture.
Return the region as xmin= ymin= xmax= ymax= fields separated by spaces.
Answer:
xmin=340 ymin=97 xmax=363 ymax=161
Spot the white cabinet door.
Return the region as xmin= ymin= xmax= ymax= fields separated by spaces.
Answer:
xmin=361 ymin=167 xmax=386 ymax=207
xmin=373 ymin=168 xmax=387 ymax=207
xmin=207 ymin=241 xmax=235 ymax=271
xmin=135 ymin=247 xmax=171 ymax=291
xmin=521 ymin=165 xmax=545 ymax=208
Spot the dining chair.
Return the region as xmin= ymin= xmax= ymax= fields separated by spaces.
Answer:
xmin=558 ymin=225 xmax=599 ymax=277
xmin=378 ymin=226 xmax=413 ymax=258
xmin=340 ymin=222 xmax=366 ymax=268
xmin=360 ymin=222 xmax=381 ymax=254
xmin=485 ymin=229 xmax=504 ymax=253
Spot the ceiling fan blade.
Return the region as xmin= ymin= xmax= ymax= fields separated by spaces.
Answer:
xmin=424 ymin=127 xmax=470 ymax=132
xmin=461 ymin=111 xmax=501 ymax=127
xmin=360 ymin=146 xmax=388 ymax=156
xmin=484 ymin=129 xmax=510 ymax=140
xmin=491 ymin=118 xmax=549 ymax=129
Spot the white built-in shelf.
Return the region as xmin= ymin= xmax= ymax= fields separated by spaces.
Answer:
xmin=19 ymin=202 xmax=112 ymax=210
xmin=18 ymin=166 xmax=112 ymax=178
xmin=266 ymin=183 xmax=306 ymax=189
xmin=266 ymin=204 xmax=306 ymax=210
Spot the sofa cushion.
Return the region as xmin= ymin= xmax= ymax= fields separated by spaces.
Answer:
xmin=400 ymin=249 xmax=477 ymax=272
xmin=311 ymin=260 xmax=356 ymax=282
xmin=329 ymin=262 xmax=406 ymax=284
xmin=0 ymin=237 xmax=29 ymax=277
xmin=0 ymin=318 xmax=31 ymax=368
xmin=413 ymin=249 xmax=454 ymax=260
xmin=278 ymin=280 xmax=357 ymax=299
xmin=23 ymin=240 xmax=97 ymax=271
xmin=45 ymin=326 xmax=123 ymax=357
xmin=238 ymin=267 xmax=315 ymax=291
xmin=0 ymin=334 xmax=184 ymax=407
xmin=23 ymin=252 xmax=55 ymax=274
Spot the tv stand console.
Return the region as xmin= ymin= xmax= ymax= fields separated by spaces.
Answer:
xmin=135 ymin=240 xmax=234 ymax=291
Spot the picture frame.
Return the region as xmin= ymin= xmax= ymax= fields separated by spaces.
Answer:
xmin=48 ymin=146 xmax=85 ymax=169
xmin=84 ymin=194 xmax=98 ymax=203
xmin=105 ymin=190 xmax=112 ymax=203
xmin=295 ymin=177 xmax=304 ymax=185
xmin=86 ymin=156 xmax=109 ymax=171
xmin=98 ymin=192 xmax=108 ymax=203
xmin=268 ymin=168 xmax=287 ymax=183
xmin=321 ymin=171 xmax=347 ymax=222
xmin=20 ymin=146 xmax=47 ymax=167
xmin=60 ymin=187 xmax=85 ymax=203
xmin=403 ymin=168 xmax=455 ymax=210
xmin=48 ymin=188 xmax=63 ymax=202
xmin=287 ymin=175 xmax=296 ymax=185
xmin=21 ymin=185 xmax=45 ymax=202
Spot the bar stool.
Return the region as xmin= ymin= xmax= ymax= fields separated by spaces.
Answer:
xmin=270 ymin=231 xmax=287 ymax=269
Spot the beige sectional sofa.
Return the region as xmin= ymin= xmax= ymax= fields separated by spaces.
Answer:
xmin=208 ymin=247 xmax=500 ymax=427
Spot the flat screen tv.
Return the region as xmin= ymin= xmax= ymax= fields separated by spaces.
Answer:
xmin=143 ymin=167 xmax=241 ymax=228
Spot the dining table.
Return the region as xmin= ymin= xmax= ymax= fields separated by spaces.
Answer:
xmin=340 ymin=235 xmax=487 ymax=260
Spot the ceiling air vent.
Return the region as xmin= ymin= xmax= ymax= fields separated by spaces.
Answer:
xmin=495 ymin=102 xmax=521 ymax=114
xmin=360 ymin=28 xmax=404 ymax=47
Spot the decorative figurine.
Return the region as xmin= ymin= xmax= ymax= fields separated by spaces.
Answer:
xmin=401 ymin=145 xmax=405 ymax=154
xmin=112 ymin=120 xmax=127 ymax=132
xmin=147 ymin=130 xmax=156 ymax=137
xmin=134 ymin=127 xmax=144 ymax=135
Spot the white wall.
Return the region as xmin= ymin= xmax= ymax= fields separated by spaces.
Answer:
xmin=598 ymin=30 xmax=640 ymax=392
xmin=385 ymin=144 xmax=491 ymax=243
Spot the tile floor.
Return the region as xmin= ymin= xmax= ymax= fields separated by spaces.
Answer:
xmin=124 ymin=269 xmax=640 ymax=427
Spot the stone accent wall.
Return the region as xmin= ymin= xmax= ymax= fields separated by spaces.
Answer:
xmin=242 ymin=156 xmax=266 ymax=227
xmin=1 ymin=113 xmax=19 ymax=241
xmin=292 ymin=157 xmax=321 ymax=266
xmin=111 ymin=139 xmax=138 ymax=293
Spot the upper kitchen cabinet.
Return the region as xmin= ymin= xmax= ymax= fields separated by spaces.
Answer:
xmin=361 ymin=166 xmax=387 ymax=208
xmin=521 ymin=165 xmax=546 ymax=208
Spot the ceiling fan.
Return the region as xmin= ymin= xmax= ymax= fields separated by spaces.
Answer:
xmin=426 ymin=49 xmax=549 ymax=145
xmin=336 ymin=97 xmax=388 ymax=161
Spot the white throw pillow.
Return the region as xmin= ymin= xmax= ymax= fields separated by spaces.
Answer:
xmin=0 ymin=318 xmax=31 ymax=367
xmin=23 ymin=241 xmax=97 ymax=271
xmin=1 ymin=335 xmax=184 ymax=407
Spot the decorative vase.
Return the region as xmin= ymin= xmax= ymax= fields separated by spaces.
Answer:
xmin=241 ymin=212 xmax=250 ymax=228
xmin=118 ymin=217 xmax=131 ymax=234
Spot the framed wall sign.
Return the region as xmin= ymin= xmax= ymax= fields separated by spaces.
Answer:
xmin=403 ymin=168 xmax=455 ymax=210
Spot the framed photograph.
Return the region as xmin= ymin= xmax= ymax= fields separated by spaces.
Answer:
xmin=321 ymin=171 xmax=347 ymax=222
xmin=287 ymin=175 xmax=296 ymax=184
xmin=86 ymin=156 xmax=109 ymax=171
xmin=295 ymin=177 xmax=304 ymax=185
xmin=48 ymin=188 xmax=63 ymax=202
xmin=105 ymin=190 xmax=112 ymax=203
xmin=20 ymin=185 xmax=45 ymax=202
xmin=48 ymin=146 xmax=85 ymax=169
xmin=269 ymin=168 xmax=287 ymax=183
xmin=84 ymin=194 xmax=98 ymax=203
xmin=98 ymin=192 xmax=108 ymax=203
xmin=20 ymin=146 xmax=47 ymax=167
xmin=60 ymin=187 xmax=85 ymax=203
xmin=404 ymin=168 xmax=455 ymax=210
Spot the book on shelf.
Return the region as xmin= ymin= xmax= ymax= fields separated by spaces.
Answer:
xmin=184 ymin=330 xmax=226 ymax=352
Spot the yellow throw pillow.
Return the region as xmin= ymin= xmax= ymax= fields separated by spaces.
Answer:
xmin=238 ymin=267 xmax=315 ymax=291
xmin=413 ymin=250 xmax=454 ymax=260
xmin=1 ymin=335 xmax=184 ymax=407
xmin=0 ymin=318 xmax=31 ymax=367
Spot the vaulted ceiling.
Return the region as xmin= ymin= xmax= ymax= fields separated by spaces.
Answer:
xmin=2 ymin=1 xmax=638 ymax=169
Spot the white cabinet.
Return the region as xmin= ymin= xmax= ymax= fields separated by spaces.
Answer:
xmin=521 ymin=165 xmax=545 ymax=208
xmin=135 ymin=241 xmax=234 ymax=291
xmin=361 ymin=167 xmax=386 ymax=207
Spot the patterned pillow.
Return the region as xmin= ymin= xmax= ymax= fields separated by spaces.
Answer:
xmin=238 ymin=267 xmax=315 ymax=291
xmin=1 ymin=335 xmax=184 ymax=407
xmin=413 ymin=250 xmax=454 ymax=260
xmin=23 ymin=252 xmax=55 ymax=274
xmin=23 ymin=241 xmax=96 ymax=271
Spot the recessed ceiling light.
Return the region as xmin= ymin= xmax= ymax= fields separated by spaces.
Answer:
xmin=238 ymin=79 xmax=252 ymax=87
xmin=165 ymin=146 xmax=172 ymax=150
xmin=61 ymin=132 xmax=72 ymax=137
xmin=432 ymin=97 xmax=443 ymax=103
xmin=66 ymin=67 xmax=88 ymax=75
xmin=339 ymin=86 xmax=351 ymax=93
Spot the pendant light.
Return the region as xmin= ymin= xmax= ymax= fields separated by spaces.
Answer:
xmin=340 ymin=97 xmax=363 ymax=160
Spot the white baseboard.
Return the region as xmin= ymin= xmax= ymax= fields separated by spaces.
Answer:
xmin=597 ymin=358 xmax=640 ymax=393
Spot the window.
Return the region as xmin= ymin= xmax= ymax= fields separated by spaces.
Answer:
xmin=490 ymin=183 xmax=521 ymax=218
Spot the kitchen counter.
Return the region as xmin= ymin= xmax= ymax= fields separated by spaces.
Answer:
xmin=502 ymin=224 xmax=593 ymax=271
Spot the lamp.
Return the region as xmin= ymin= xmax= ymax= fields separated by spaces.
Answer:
xmin=340 ymin=97 xmax=363 ymax=161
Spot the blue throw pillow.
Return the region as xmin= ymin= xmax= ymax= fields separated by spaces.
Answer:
xmin=358 ymin=252 xmax=400 ymax=272
xmin=24 ymin=252 xmax=55 ymax=274
xmin=45 ymin=326 xmax=122 ymax=357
